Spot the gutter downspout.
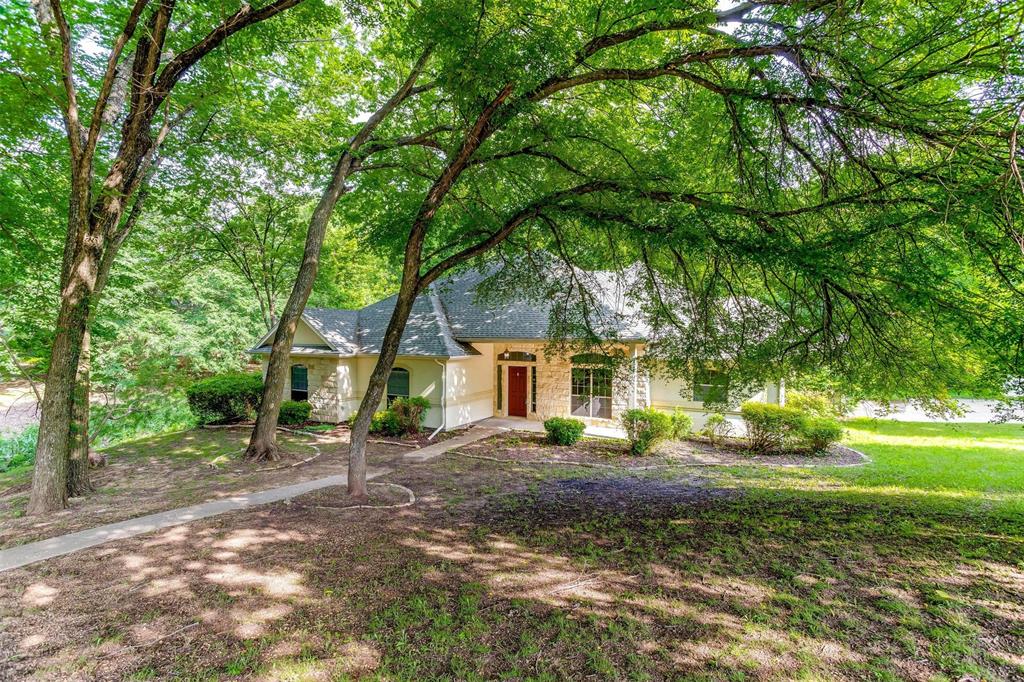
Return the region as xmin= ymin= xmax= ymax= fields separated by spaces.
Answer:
xmin=429 ymin=358 xmax=447 ymax=440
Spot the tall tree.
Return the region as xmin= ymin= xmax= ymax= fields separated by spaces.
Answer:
xmin=245 ymin=46 xmax=435 ymax=461
xmin=196 ymin=191 xmax=307 ymax=331
xmin=337 ymin=0 xmax=1022 ymax=498
xmin=22 ymin=0 xmax=311 ymax=514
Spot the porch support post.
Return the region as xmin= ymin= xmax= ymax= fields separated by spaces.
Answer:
xmin=631 ymin=344 xmax=639 ymax=409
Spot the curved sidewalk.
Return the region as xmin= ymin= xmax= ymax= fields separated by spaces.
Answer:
xmin=0 ymin=469 xmax=388 ymax=573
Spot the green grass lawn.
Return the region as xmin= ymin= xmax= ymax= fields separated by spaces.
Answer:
xmin=5 ymin=419 xmax=1024 ymax=680
xmin=838 ymin=418 xmax=1024 ymax=505
xmin=360 ymin=420 xmax=1024 ymax=681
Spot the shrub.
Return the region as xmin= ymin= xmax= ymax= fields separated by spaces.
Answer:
xmin=621 ymin=408 xmax=673 ymax=455
xmin=786 ymin=390 xmax=837 ymax=418
xmin=669 ymin=410 xmax=693 ymax=440
xmin=391 ymin=396 xmax=432 ymax=435
xmin=186 ymin=372 xmax=262 ymax=424
xmin=798 ymin=417 xmax=844 ymax=452
xmin=349 ymin=410 xmax=402 ymax=436
xmin=0 ymin=425 xmax=38 ymax=473
xmin=701 ymin=412 xmax=733 ymax=445
xmin=740 ymin=401 xmax=806 ymax=453
xmin=544 ymin=417 xmax=586 ymax=445
xmin=279 ymin=400 xmax=312 ymax=425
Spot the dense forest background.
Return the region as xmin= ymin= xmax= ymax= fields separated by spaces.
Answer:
xmin=0 ymin=0 xmax=400 ymax=457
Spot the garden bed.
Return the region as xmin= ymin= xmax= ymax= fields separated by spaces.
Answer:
xmin=456 ymin=431 xmax=866 ymax=469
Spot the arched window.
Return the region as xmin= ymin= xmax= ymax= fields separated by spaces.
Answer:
xmin=290 ymin=365 xmax=308 ymax=402
xmin=387 ymin=367 xmax=410 ymax=405
xmin=498 ymin=350 xmax=536 ymax=362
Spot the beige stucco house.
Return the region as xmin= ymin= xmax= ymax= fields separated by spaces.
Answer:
xmin=251 ymin=268 xmax=782 ymax=434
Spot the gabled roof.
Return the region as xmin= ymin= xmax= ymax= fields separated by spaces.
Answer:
xmin=250 ymin=264 xmax=646 ymax=359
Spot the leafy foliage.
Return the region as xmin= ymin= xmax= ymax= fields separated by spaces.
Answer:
xmin=185 ymin=373 xmax=263 ymax=425
xmin=700 ymin=413 xmax=733 ymax=445
xmin=740 ymin=402 xmax=808 ymax=454
xmin=543 ymin=417 xmax=585 ymax=446
xmin=785 ymin=391 xmax=842 ymax=419
xmin=0 ymin=426 xmax=38 ymax=473
xmin=668 ymin=410 xmax=693 ymax=440
xmin=799 ymin=417 xmax=844 ymax=453
xmin=390 ymin=396 xmax=431 ymax=435
xmin=279 ymin=400 xmax=312 ymax=426
xmin=620 ymin=408 xmax=673 ymax=456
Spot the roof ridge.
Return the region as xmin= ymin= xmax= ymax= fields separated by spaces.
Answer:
xmin=427 ymin=286 xmax=461 ymax=355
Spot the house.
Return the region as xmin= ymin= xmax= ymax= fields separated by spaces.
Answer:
xmin=250 ymin=267 xmax=783 ymax=433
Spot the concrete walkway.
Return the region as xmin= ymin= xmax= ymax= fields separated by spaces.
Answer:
xmin=0 ymin=468 xmax=389 ymax=573
xmin=0 ymin=420 xmax=572 ymax=573
xmin=0 ymin=423 xmax=504 ymax=573
xmin=478 ymin=416 xmax=627 ymax=440
xmin=404 ymin=425 xmax=503 ymax=462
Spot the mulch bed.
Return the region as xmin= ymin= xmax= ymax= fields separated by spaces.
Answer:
xmin=457 ymin=431 xmax=866 ymax=469
xmin=478 ymin=475 xmax=737 ymax=527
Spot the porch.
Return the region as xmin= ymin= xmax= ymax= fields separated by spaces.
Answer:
xmin=477 ymin=416 xmax=627 ymax=440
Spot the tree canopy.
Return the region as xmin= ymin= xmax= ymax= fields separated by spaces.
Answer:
xmin=1 ymin=0 xmax=1022 ymax=506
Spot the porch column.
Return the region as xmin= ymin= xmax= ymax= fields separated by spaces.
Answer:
xmin=630 ymin=344 xmax=638 ymax=409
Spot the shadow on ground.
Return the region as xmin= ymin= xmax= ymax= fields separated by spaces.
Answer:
xmin=1 ymin=453 xmax=1022 ymax=681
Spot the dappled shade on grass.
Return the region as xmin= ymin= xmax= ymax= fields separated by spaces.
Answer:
xmin=1 ymin=420 xmax=1023 ymax=679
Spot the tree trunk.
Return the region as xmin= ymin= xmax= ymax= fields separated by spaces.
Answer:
xmin=66 ymin=328 xmax=93 ymax=497
xmin=244 ymin=163 xmax=353 ymax=462
xmin=246 ymin=48 xmax=433 ymax=462
xmin=26 ymin=259 xmax=95 ymax=514
xmin=347 ymin=249 xmax=424 ymax=500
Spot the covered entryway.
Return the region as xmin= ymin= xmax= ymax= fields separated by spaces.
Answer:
xmin=507 ymin=366 xmax=528 ymax=417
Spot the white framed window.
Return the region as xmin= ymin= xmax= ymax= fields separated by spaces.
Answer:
xmin=570 ymin=366 xmax=612 ymax=419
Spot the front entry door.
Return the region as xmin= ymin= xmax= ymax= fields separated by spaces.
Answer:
xmin=508 ymin=366 xmax=528 ymax=417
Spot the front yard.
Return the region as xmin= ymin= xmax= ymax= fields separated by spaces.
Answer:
xmin=1 ymin=419 xmax=1022 ymax=680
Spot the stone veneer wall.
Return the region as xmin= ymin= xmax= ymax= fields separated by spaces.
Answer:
xmin=493 ymin=342 xmax=646 ymax=425
xmin=283 ymin=356 xmax=340 ymax=422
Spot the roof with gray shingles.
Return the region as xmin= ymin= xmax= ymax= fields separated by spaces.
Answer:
xmin=251 ymin=265 xmax=645 ymax=358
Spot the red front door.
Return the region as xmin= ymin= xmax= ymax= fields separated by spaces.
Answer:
xmin=508 ymin=366 xmax=528 ymax=417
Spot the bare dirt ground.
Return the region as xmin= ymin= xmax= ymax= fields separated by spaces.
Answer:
xmin=0 ymin=426 xmax=414 ymax=550
xmin=0 ymin=381 xmax=40 ymax=434
xmin=0 ymin=428 xmax=1018 ymax=680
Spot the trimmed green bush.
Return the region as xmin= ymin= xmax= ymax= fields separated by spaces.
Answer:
xmin=391 ymin=396 xmax=432 ymax=435
xmin=701 ymin=412 xmax=732 ymax=445
xmin=740 ymin=401 xmax=806 ymax=453
xmin=186 ymin=372 xmax=263 ymax=425
xmin=349 ymin=410 xmax=402 ymax=436
xmin=279 ymin=400 xmax=312 ymax=425
xmin=544 ymin=417 xmax=586 ymax=445
xmin=799 ymin=417 xmax=844 ymax=452
xmin=669 ymin=410 xmax=693 ymax=440
xmin=621 ymin=407 xmax=673 ymax=455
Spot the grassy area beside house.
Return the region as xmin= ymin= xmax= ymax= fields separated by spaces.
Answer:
xmin=2 ymin=419 xmax=1023 ymax=680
